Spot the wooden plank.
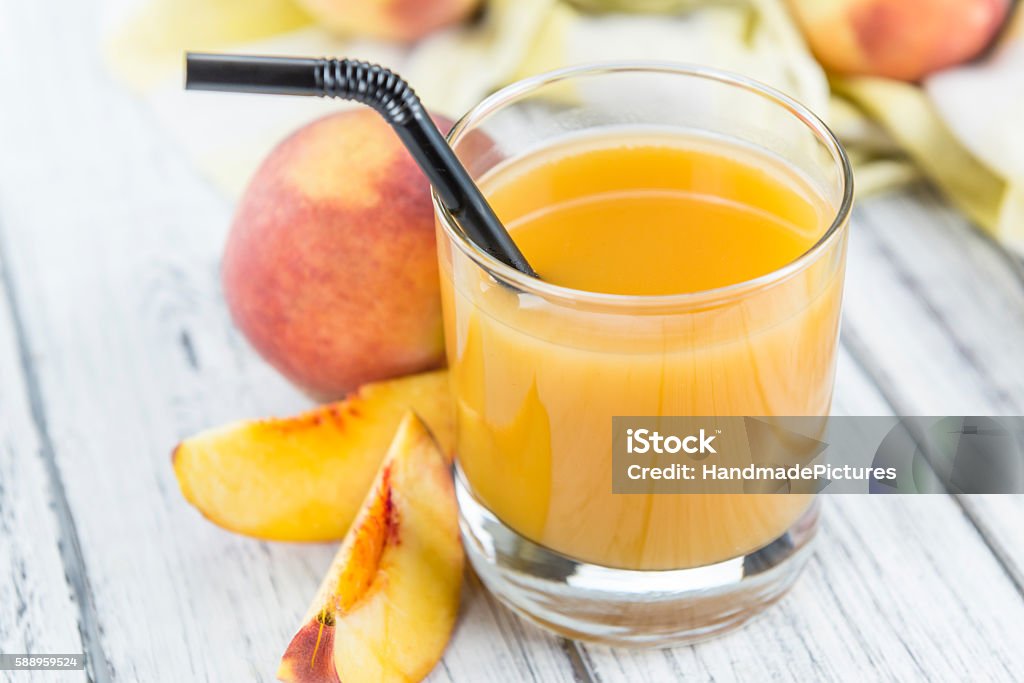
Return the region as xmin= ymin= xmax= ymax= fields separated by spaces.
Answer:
xmin=437 ymin=577 xmax=588 ymax=683
xmin=0 ymin=2 xmax=580 ymax=682
xmin=583 ymin=497 xmax=1023 ymax=681
xmin=574 ymin=345 xmax=1024 ymax=682
xmin=0 ymin=243 xmax=88 ymax=680
xmin=844 ymin=186 xmax=1024 ymax=415
xmin=843 ymin=186 xmax=1024 ymax=590
xmin=958 ymin=496 xmax=1024 ymax=594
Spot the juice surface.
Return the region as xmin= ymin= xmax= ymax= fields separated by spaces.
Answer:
xmin=441 ymin=130 xmax=845 ymax=570
xmin=489 ymin=134 xmax=822 ymax=295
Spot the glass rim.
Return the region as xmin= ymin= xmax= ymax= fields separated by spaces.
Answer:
xmin=432 ymin=61 xmax=854 ymax=310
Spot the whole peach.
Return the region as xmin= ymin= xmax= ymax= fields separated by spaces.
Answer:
xmin=223 ymin=109 xmax=451 ymax=400
xmin=786 ymin=0 xmax=1011 ymax=81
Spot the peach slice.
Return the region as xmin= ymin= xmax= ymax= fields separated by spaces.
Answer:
xmin=172 ymin=370 xmax=453 ymax=542
xmin=278 ymin=413 xmax=463 ymax=683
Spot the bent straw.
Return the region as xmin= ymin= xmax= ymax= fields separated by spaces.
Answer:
xmin=185 ymin=52 xmax=538 ymax=278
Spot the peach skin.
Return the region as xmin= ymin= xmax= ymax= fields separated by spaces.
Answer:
xmin=294 ymin=0 xmax=481 ymax=42
xmin=786 ymin=0 xmax=1011 ymax=81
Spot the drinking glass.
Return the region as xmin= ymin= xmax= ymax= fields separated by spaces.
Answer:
xmin=433 ymin=63 xmax=853 ymax=647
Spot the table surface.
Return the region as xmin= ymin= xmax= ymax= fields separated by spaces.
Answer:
xmin=2 ymin=3 xmax=1024 ymax=682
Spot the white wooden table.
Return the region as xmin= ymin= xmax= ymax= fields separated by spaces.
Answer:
xmin=2 ymin=2 xmax=1023 ymax=681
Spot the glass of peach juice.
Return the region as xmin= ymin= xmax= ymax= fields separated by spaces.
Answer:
xmin=433 ymin=64 xmax=853 ymax=647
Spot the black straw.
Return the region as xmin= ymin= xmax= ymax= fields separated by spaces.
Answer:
xmin=185 ymin=52 xmax=537 ymax=278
